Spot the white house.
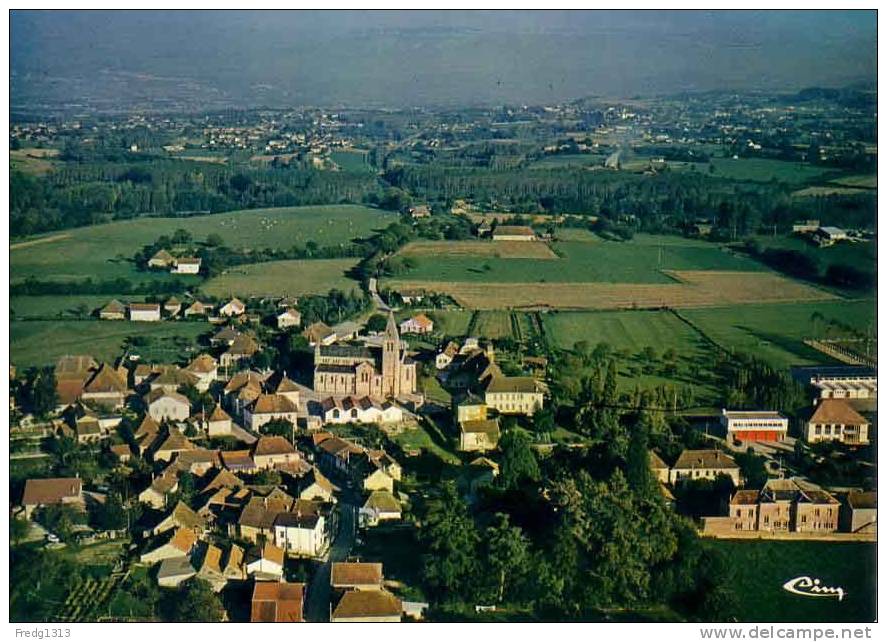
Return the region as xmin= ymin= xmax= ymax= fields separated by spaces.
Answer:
xmin=184 ymin=354 xmax=218 ymax=392
xmin=219 ymin=298 xmax=246 ymax=317
xmin=171 ymin=257 xmax=201 ymax=274
xmin=273 ymin=512 xmax=329 ymax=558
xmin=399 ymin=314 xmax=434 ymax=335
xmin=129 ymin=303 xmax=161 ymax=322
xmin=145 ymin=390 xmax=191 ymax=423
xmin=277 ymin=308 xmax=302 ymax=329
xmin=243 ymin=394 xmax=300 ymax=432
xmin=245 ymin=542 xmax=285 ymax=580
xmin=316 ymin=396 xmax=404 ymax=426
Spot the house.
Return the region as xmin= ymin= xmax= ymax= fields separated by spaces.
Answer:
xmin=223 ymin=544 xmax=247 ymax=581
xmin=205 ymin=403 xmax=233 ymax=437
xmin=331 ymin=590 xmax=402 ymax=623
xmin=138 ymin=470 xmax=179 ymax=510
xmin=792 ymin=219 xmax=820 ymax=234
xmin=721 ymin=409 xmax=788 ymax=443
xmin=129 ymin=303 xmax=161 ymax=322
xmin=184 ymin=300 xmax=213 ymax=317
xmin=251 ymin=582 xmax=305 ymax=622
xmin=81 ymin=363 xmax=128 ymax=409
xmin=243 ymin=394 xmax=299 ymax=432
xmin=454 ymin=392 xmax=487 ymax=423
xmin=173 ymin=448 xmax=221 ymax=477
xmin=491 ymin=225 xmax=536 ymax=241
xmin=398 ymin=289 xmax=427 ymax=305
xmin=331 ymin=562 xmax=382 ymax=591
xmin=669 ymin=449 xmax=740 ymax=486
xmin=727 ymin=479 xmax=839 ymax=534
xmin=273 ymin=506 xmax=329 ymax=558
xmin=148 ymin=249 xmax=176 ymax=268
xmin=99 ymin=299 xmax=127 ymax=320
xmin=222 ymin=450 xmax=259 ymax=474
xmin=152 ymin=501 xmax=207 ymax=537
xmin=219 ymin=298 xmax=246 ymax=317
xmin=252 ymin=436 xmax=300 ymax=469
xmin=314 ymin=396 xmax=404 ymax=426
xmin=407 ymin=204 xmax=431 ymax=219
xmin=313 ymin=313 xmax=417 ymax=398
xmin=184 ymin=354 xmax=218 ymax=392
xmin=360 ymin=490 xmax=402 ymax=526
xmin=274 ymin=376 xmax=301 ymax=405
xmin=134 ymin=414 xmax=162 ymax=455
xmin=21 ymin=477 xmax=84 ymax=519
xmin=145 ymin=389 xmax=191 ymax=423
xmin=315 ymin=435 xmax=365 ymax=476
xmin=196 ymin=544 xmax=228 ymax=592
xmin=332 ymin=321 xmax=363 ymax=343
xmin=485 ymin=376 xmax=545 ymax=416
xmin=148 ymin=367 xmax=199 ymax=394
xmin=842 ymin=491 xmax=876 ymax=534
xmin=110 ymin=443 xmax=133 ymax=463
xmin=277 ymin=296 xmax=299 ymax=310
xmin=367 ymin=449 xmax=402 ymax=481
xmin=277 ymin=308 xmax=302 ymax=329
xmin=436 ymin=341 xmax=459 ymax=369
xmin=458 ymin=419 xmax=501 ymax=452
xmin=649 ymin=451 xmax=670 ymax=484
xmin=172 ymin=257 xmax=201 ymax=274
xmin=294 ymin=467 xmax=336 ymax=504
xmin=301 ymin=321 xmax=337 ymax=347
xmin=399 ymin=313 xmax=434 ymax=335
xmin=362 ymin=468 xmax=395 ymax=493
xmin=163 ymin=297 xmax=182 ymax=317
xmin=157 ymin=556 xmax=197 ymax=588
xmin=221 ymin=333 xmax=260 ymax=368
xmin=245 ymin=542 xmax=285 ymax=580
xmin=804 ymin=399 xmax=870 ymax=445
xmin=140 ymin=527 xmax=199 ymax=564
xmin=150 ymin=426 xmax=196 ymax=463
xmin=465 ymin=457 xmax=499 ymax=492
xmin=211 ymin=326 xmax=241 ymax=347
xmin=53 ymin=354 xmax=97 ymax=410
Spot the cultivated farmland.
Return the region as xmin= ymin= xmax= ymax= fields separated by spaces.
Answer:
xmin=10 ymin=204 xmax=394 ymax=284
xmin=543 ymin=309 xmax=702 ymax=353
xmin=201 ymin=258 xmax=361 ymax=298
xmin=385 ymin=271 xmax=836 ymax=311
xmin=398 ymin=239 xmax=559 ymax=259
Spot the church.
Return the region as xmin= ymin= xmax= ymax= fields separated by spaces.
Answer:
xmin=313 ymin=312 xmax=417 ymax=398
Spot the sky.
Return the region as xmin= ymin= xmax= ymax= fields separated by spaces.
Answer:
xmin=10 ymin=10 xmax=878 ymax=111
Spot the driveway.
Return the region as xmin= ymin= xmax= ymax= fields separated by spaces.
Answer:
xmin=304 ymin=502 xmax=357 ymax=622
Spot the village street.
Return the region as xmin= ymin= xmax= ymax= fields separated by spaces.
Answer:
xmin=304 ymin=501 xmax=357 ymax=622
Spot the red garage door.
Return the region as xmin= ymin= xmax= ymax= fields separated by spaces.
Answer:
xmin=735 ymin=430 xmax=782 ymax=442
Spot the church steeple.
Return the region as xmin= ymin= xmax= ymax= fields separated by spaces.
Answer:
xmin=381 ymin=310 xmax=400 ymax=397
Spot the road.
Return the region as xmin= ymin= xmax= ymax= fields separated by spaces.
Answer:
xmin=304 ymin=501 xmax=357 ymax=622
xmin=367 ymin=277 xmax=389 ymax=312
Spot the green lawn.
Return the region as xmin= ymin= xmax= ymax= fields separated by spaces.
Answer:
xmin=544 ymin=309 xmax=706 ymax=353
xmin=553 ymin=228 xmax=601 ymax=242
xmin=330 ymin=149 xmax=372 ymax=172
xmin=673 ymin=158 xmax=842 ymax=184
xmin=473 ymin=311 xmax=515 ymax=339
xmin=528 ymin=153 xmax=607 ymax=168
xmin=11 ymin=320 xmax=209 ymax=368
xmin=201 ymin=258 xmax=361 ymax=298
xmin=11 ymin=204 xmax=394 ymax=284
xmin=704 ymin=539 xmax=876 ymax=622
xmin=682 ymin=299 xmax=876 ymax=369
xmin=392 ymin=237 xmax=764 ymax=285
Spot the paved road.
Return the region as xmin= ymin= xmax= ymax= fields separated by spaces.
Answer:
xmin=367 ymin=277 xmax=389 ymax=312
xmin=304 ymin=502 xmax=357 ymax=622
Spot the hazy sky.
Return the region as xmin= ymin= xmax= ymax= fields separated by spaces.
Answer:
xmin=10 ymin=10 xmax=878 ymax=110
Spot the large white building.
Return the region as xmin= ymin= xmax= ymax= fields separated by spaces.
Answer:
xmin=721 ymin=409 xmax=788 ymax=443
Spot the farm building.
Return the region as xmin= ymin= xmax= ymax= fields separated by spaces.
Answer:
xmin=184 ymin=300 xmax=213 ymax=317
xmin=148 ymin=249 xmax=175 ymax=268
xmin=400 ymin=314 xmax=434 ymax=335
xmin=163 ymin=297 xmax=182 ymax=317
xmin=219 ymin=297 xmax=246 ymax=317
xmin=492 ymin=225 xmax=537 ymax=241
xmin=99 ymin=299 xmax=127 ymax=320
xmin=129 ymin=302 xmax=161 ymax=322
xmin=813 ymin=226 xmax=848 ymax=247
xmin=721 ymin=409 xmax=788 ymax=442
xmin=81 ymin=363 xmax=128 ymax=408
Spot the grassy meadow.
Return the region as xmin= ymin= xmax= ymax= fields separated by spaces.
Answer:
xmin=543 ymin=309 xmax=703 ymax=353
xmin=11 ymin=320 xmax=208 ymax=368
xmin=201 ymin=258 xmax=361 ymax=298
xmin=10 ymin=204 xmax=394 ymax=284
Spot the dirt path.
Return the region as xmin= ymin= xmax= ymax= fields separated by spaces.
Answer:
xmin=11 ymin=233 xmax=72 ymax=250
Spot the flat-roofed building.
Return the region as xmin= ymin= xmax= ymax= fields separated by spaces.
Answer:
xmin=721 ymin=409 xmax=788 ymax=442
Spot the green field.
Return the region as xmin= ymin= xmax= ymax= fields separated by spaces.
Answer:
xmin=705 ymin=540 xmax=876 ymax=622
xmin=472 ymin=311 xmax=515 ymax=339
xmin=673 ymin=157 xmax=841 ymax=184
xmin=11 ymin=205 xmax=394 ymax=284
xmin=543 ymin=309 xmax=705 ymax=353
xmin=391 ymin=237 xmax=764 ymax=285
xmin=529 ymin=153 xmax=607 ymax=168
xmin=424 ymin=310 xmax=474 ymax=337
xmin=553 ymin=228 xmax=601 ymax=242
xmin=11 ymin=320 xmax=209 ymax=368
xmin=330 ymin=149 xmax=372 ymax=172
xmin=201 ymin=258 xmax=360 ymax=298
xmin=682 ymin=299 xmax=876 ymax=368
